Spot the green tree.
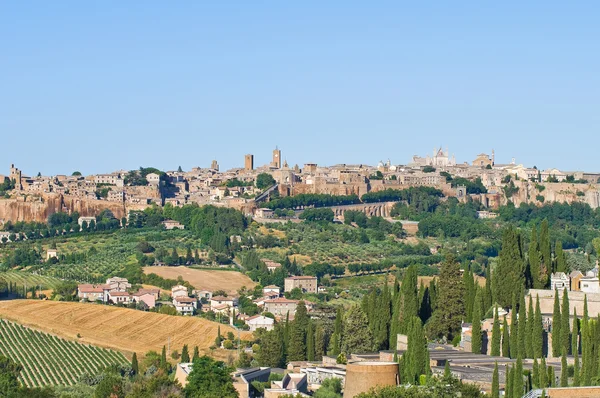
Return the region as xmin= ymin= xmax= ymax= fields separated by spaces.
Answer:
xmin=532 ymin=358 xmax=539 ymax=388
xmin=257 ymin=326 xmax=285 ymax=368
xmin=427 ymin=254 xmax=465 ymax=340
xmin=492 ymin=362 xmax=500 ymax=398
xmin=551 ymin=289 xmax=562 ymax=357
xmin=539 ymin=219 xmax=552 ymax=280
xmin=491 ymin=305 xmax=501 ymax=356
xmin=493 ymin=226 xmax=525 ymax=308
xmin=533 ymin=295 xmax=544 ymax=359
xmin=560 ymin=350 xmax=568 ymax=387
xmin=510 ymin=294 xmax=519 ymax=359
xmin=192 ymin=346 xmax=199 ymax=361
xmin=513 ymin=357 xmax=524 ymax=398
xmin=560 ymin=288 xmax=570 ymax=355
xmin=314 ymin=377 xmax=343 ymax=398
xmin=539 ymin=357 xmax=548 ymax=388
xmin=528 ymin=225 xmax=542 ymax=288
xmin=95 ymin=373 xmax=124 ymax=398
xmin=502 ymin=315 xmax=510 ymax=357
xmin=255 ymin=173 xmax=276 ymax=190
xmin=555 ymin=241 xmax=567 ymax=273
xmin=184 ymin=356 xmax=238 ymax=398
xmin=471 ymin=289 xmax=482 ymax=354
xmin=525 ymin=295 xmax=534 ymax=358
xmin=403 ymin=317 xmax=429 ymax=384
xmin=0 ymin=355 xmax=21 ymax=396
xmin=315 ymin=324 xmax=325 ymax=360
xmin=181 ymin=344 xmax=190 ymax=363
xmin=328 ymin=307 xmax=343 ymax=356
xmin=342 ymin=305 xmax=374 ymax=355
xmin=306 ymin=321 xmax=315 ymax=361
xmin=517 ymin=295 xmax=527 ymax=360
xmin=131 ymin=352 xmax=139 ymax=375
xmin=160 ymin=345 xmax=168 ymax=371
xmin=463 ymin=266 xmax=476 ymax=322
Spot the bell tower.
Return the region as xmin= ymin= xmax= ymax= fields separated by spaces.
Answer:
xmin=272 ymin=147 xmax=281 ymax=169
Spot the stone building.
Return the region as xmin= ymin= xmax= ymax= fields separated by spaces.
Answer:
xmin=284 ymin=276 xmax=317 ymax=294
xmin=244 ymin=154 xmax=254 ymax=171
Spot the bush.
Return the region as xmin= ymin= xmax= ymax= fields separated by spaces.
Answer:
xmin=223 ymin=340 xmax=234 ymax=350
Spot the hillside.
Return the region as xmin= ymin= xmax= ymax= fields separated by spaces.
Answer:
xmin=0 ymin=300 xmax=250 ymax=358
xmin=143 ymin=266 xmax=256 ymax=294
xmin=0 ymin=319 xmax=127 ymax=387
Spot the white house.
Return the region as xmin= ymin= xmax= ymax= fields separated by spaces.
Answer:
xmin=246 ymin=315 xmax=275 ymax=332
xmin=171 ymin=285 xmax=188 ymax=298
xmin=173 ymin=296 xmax=197 ymax=315
xmin=550 ymin=272 xmax=570 ymax=291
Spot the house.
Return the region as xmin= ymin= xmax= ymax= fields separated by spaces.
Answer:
xmin=570 ymin=271 xmax=584 ymax=291
xmin=580 ymin=266 xmax=600 ymax=294
xmin=173 ymin=296 xmax=197 ymax=315
xmin=171 ymin=285 xmax=189 ymax=298
xmin=46 ymin=249 xmax=58 ymax=260
xmin=146 ymin=173 xmax=161 ymax=185
xmin=263 ymin=298 xmax=314 ymax=317
xmin=132 ymin=291 xmax=158 ymax=309
xmin=134 ymin=288 xmax=160 ymax=300
xmin=284 ymin=276 xmax=317 ymax=294
xmin=268 ymin=373 xmax=308 ymax=396
xmin=106 ymin=277 xmax=131 ymax=292
xmin=262 ymin=259 xmax=282 ymax=272
xmin=246 ymin=315 xmax=275 ymax=332
xmin=193 ymin=290 xmax=213 ymax=301
xmin=210 ymin=296 xmax=238 ymax=312
xmin=162 ymin=220 xmax=185 ymax=230
xmin=263 ymin=285 xmax=281 ymax=296
xmin=255 ymin=208 xmax=274 ymax=219
xmin=77 ymin=284 xmax=110 ymax=302
xmin=550 ymin=272 xmax=570 ymax=291
xmin=108 ymin=291 xmax=131 ymax=304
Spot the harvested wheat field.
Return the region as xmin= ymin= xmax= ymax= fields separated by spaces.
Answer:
xmin=0 ymin=300 xmax=250 ymax=359
xmin=144 ymin=266 xmax=256 ymax=294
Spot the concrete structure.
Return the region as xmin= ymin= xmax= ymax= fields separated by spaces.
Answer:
xmin=551 ymin=272 xmax=570 ymax=291
xmin=246 ymin=315 xmax=275 ymax=331
xmin=245 ymin=154 xmax=254 ymax=171
xmin=162 ymin=220 xmax=185 ymax=230
xmin=284 ymin=276 xmax=317 ymax=294
xmin=46 ymin=249 xmax=58 ymax=260
xmin=264 ymin=298 xmax=301 ymax=317
xmin=233 ymin=367 xmax=271 ymax=398
xmin=175 ymin=363 xmax=193 ymax=388
xmin=527 ymin=289 xmax=600 ymax=318
xmin=343 ymin=362 xmax=399 ymax=398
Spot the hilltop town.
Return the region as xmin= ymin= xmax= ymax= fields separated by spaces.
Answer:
xmin=1 ymin=147 xmax=599 ymax=227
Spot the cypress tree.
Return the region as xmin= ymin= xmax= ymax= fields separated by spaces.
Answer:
xmin=443 ymin=361 xmax=451 ymax=381
xmin=561 ymin=288 xmax=570 ymax=355
xmin=375 ymin=281 xmax=392 ymax=350
xmin=492 ymin=362 xmax=499 ymax=398
xmin=484 ymin=267 xmax=493 ymax=311
xmin=502 ymin=315 xmax=510 ymax=357
xmin=306 ymin=321 xmax=315 ymax=361
xmin=192 ymin=346 xmax=199 ymax=361
xmin=510 ymin=293 xmax=519 ymax=359
xmin=314 ymin=324 xmax=325 ymax=360
xmin=181 ymin=344 xmax=190 ymax=363
xmin=573 ymin=343 xmax=580 ymax=387
xmin=555 ymin=241 xmax=567 ymax=273
xmin=581 ymin=295 xmax=590 ymax=385
xmin=506 ymin=365 xmax=513 ymax=398
xmin=342 ymin=305 xmax=374 ymax=355
xmin=427 ymin=254 xmax=465 ymax=340
xmin=131 ymin=352 xmax=139 ymax=375
xmin=548 ymin=365 xmax=555 ymax=387
xmin=399 ymin=265 xmax=419 ymax=333
xmin=471 ymin=289 xmax=482 ymax=354
xmin=560 ymin=350 xmax=568 ymax=387
xmin=514 ymin=357 xmax=524 ymax=398
xmin=160 ymin=345 xmax=168 ymax=371
xmin=539 ymin=219 xmax=552 ymax=280
xmin=525 ymin=295 xmax=534 ymax=358
xmin=572 ymin=308 xmax=579 ymax=356
xmin=491 ymin=305 xmax=501 ymax=356
xmin=215 ymin=325 xmax=222 ymax=347
xmin=533 ymin=295 xmax=544 ymax=359
xmin=540 ymin=357 xmax=548 ymax=388
xmin=328 ymin=307 xmax=343 ymax=356
xmin=463 ymin=266 xmax=475 ymax=322
xmin=528 ymin=224 xmax=541 ymax=288
xmin=494 ymin=226 xmax=526 ymax=308
xmin=518 ymin=295 xmax=527 ymax=359
xmin=552 ymin=289 xmax=562 ymax=357
xmin=403 ymin=316 xmax=429 ymax=384
xmin=532 ymin=358 xmax=539 ymax=388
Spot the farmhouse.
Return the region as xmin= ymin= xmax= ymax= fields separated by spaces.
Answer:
xmin=173 ymin=296 xmax=197 ymax=315
xmin=262 ymin=259 xmax=282 ymax=272
xmin=263 ymin=285 xmax=281 ymax=296
xmin=210 ymin=296 xmax=238 ymax=313
xmin=284 ymin=276 xmax=317 ymax=294
xmin=132 ymin=291 xmax=157 ymax=309
xmin=77 ymin=284 xmax=109 ymax=302
xmin=171 ymin=285 xmax=188 ymax=298
xmin=106 ymin=277 xmax=131 ymax=292
xmin=108 ymin=291 xmax=131 ymax=304
xmin=246 ymin=315 xmax=275 ymax=332
xmin=263 ymin=298 xmax=314 ymax=317
xmin=162 ymin=220 xmax=185 ymax=230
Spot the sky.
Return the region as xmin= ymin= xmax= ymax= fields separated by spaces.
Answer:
xmin=1 ymin=2 xmax=599 ymax=176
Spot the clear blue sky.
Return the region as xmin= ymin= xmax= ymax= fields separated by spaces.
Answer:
xmin=1 ymin=2 xmax=598 ymax=176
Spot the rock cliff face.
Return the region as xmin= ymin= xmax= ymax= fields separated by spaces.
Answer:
xmin=0 ymin=194 xmax=128 ymax=225
xmin=511 ymin=181 xmax=600 ymax=209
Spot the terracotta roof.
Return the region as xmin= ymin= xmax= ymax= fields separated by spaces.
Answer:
xmin=264 ymin=285 xmax=280 ymax=289
xmin=264 ymin=298 xmax=299 ymax=304
xmin=175 ymin=297 xmax=196 ymax=303
xmin=109 ymin=291 xmax=130 ymax=297
xmin=211 ymin=296 xmax=233 ymax=302
xmin=78 ymin=284 xmax=109 ymax=293
xmin=133 ymin=288 xmax=160 ymax=296
xmin=285 ymin=276 xmax=317 ymax=280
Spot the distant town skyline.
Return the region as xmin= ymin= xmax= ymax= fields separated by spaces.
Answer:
xmin=2 ymin=2 xmax=599 ymax=175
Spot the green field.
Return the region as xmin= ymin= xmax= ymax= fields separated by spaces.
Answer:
xmin=0 ymin=319 xmax=128 ymax=387
xmin=0 ymin=271 xmax=64 ymax=290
